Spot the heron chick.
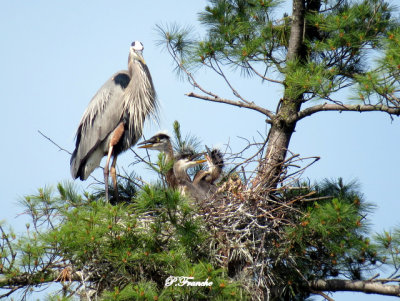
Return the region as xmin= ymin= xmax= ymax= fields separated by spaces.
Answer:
xmin=173 ymin=152 xmax=207 ymax=200
xmin=137 ymin=132 xmax=177 ymax=188
xmin=70 ymin=41 xmax=158 ymax=201
xmin=193 ymin=146 xmax=224 ymax=194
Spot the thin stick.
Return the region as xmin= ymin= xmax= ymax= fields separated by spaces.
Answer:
xmin=38 ymin=130 xmax=72 ymax=155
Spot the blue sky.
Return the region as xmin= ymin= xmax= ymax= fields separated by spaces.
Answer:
xmin=1 ymin=1 xmax=399 ymax=300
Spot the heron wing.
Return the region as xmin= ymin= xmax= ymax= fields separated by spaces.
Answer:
xmin=70 ymin=71 xmax=131 ymax=179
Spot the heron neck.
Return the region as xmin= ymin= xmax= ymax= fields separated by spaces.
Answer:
xmin=124 ymin=57 xmax=156 ymax=141
xmin=173 ymin=165 xmax=190 ymax=182
xmin=210 ymin=165 xmax=222 ymax=182
xmin=165 ymin=142 xmax=174 ymax=163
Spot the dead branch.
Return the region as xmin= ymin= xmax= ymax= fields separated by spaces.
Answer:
xmin=186 ymin=92 xmax=275 ymax=122
xmin=295 ymin=103 xmax=400 ymax=121
xmin=310 ymin=279 xmax=400 ymax=297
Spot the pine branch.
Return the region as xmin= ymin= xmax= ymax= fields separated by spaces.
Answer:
xmin=0 ymin=268 xmax=81 ymax=295
xmin=295 ymin=103 xmax=400 ymax=121
xmin=185 ymin=92 xmax=275 ymax=122
xmin=246 ymin=62 xmax=284 ymax=85
xmin=310 ymin=290 xmax=335 ymax=301
xmin=310 ymin=279 xmax=400 ymax=297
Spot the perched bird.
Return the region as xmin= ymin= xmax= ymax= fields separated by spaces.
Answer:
xmin=70 ymin=41 xmax=158 ymax=201
xmin=137 ymin=132 xmax=177 ymax=188
xmin=193 ymin=146 xmax=224 ymax=194
xmin=173 ymin=152 xmax=207 ymax=200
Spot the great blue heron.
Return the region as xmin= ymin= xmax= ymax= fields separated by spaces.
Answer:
xmin=70 ymin=41 xmax=158 ymax=200
xmin=193 ymin=146 xmax=224 ymax=194
xmin=173 ymin=152 xmax=206 ymax=200
xmin=137 ymin=132 xmax=177 ymax=188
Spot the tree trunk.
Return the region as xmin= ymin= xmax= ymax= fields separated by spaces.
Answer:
xmin=262 ymin=113 xmax=298 ymax=188
xmin=260 ymin=0 xmax=306 ymax=188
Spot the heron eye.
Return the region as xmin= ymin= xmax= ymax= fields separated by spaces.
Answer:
xmin=131 ymin=41 xmax=135 ymax=47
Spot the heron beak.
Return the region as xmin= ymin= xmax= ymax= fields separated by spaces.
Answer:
xmin=205 ymin=146 xmax=213 ymax=161
xmin=189 ymin=153 xmax=203 ymax=161
xmin=137 ymin=138 xmax=155 ymax=148
xmin=194 ymin=159 xmax=207 ymax=164
xmin=137 ymin=52 xmax=146 ymax=65
xmin=137 ymin=143 xmax=154 ymax=149
xmin=137 ymin=137 xmax=157 ymax=148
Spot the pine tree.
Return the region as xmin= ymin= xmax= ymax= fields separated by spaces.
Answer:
xmin=2 ymin=1 xmax=400 ymax=300
xmin=157 ymin=0 xmax=400 ymax=188
xmin=2 ymin=177 xmax=400 ymax=299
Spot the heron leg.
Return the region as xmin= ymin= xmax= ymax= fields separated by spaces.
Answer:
xmin=104 ymin=145 xmax=114 ymax=201
xmin=105 ymin=122 xmax=125 ymax=202
xmin=111 ymin=156 xmax=119 ymax=202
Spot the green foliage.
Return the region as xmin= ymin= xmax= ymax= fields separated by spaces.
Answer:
xmin=147 ymin=152 xmax=175 ymax=188
xmin=355 ymin=27 xmax=400 ymax=104
xmin=307 ymin=0 xmax=393 ymax=50
xmin=284 ymin=60 xmax=339 ymax=99
xmin=159 ymin=0 xmax=398 ymax=105
xmin=3 ymin=177 xmax=400 ymax=300
xmin=198 ymin=0 xmax=285 ymax=65
xmin=265 ymin=178 xmax=380 ymax=297
xmin=93 ymin=171 xmax=140 ymax=205
xmin=172 ymin=120 xmax=205 ymax=177
xmin=102 ymin=262 xmax=245 ymax=301
xmin=285 ymin=197 xmax=377 ymax=278
xmin=155 ymin=23 xmax=197 ymax=77
xmin=172 ymin=120 xmax=203 ymax=157
xmin=374 ymin=228 xmax=400 ymax=267
xmin=0 ymin=182 xmax=246 ymax=300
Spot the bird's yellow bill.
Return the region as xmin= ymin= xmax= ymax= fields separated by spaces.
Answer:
xmin=138 ymin=56 xmax=146 ymax=65
xmin=138 ymin=144 xmax=154 ymax=149
xmin=195 ymin=159 xmax=207 ymax=164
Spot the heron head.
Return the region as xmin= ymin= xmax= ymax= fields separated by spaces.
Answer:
xmin=175 ymin=152 xmax=206 ymax=171
xmin=129 ymin=41 xmax=145 ymax=64
xmin=138 ymin=133 xmax=171 ymax=152
xmin=205 ymin=145 xmax=224 ymax=168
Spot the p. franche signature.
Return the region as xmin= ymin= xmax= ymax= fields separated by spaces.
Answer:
xmin=165 ymin=276 xmax=213 ymax=287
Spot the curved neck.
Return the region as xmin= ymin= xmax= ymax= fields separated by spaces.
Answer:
xmin=124 ymin=55 xmax=156 ymax=143
xmin=209 ymin=165 xmax=222 ymax=182
xmin=173 ymin=163 xmax=190 ymax=182
xmin=165 ymin=141 xmax=174 ymax=163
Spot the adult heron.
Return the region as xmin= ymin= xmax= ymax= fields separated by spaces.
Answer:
xmin=70 ymin=41 xmax=158 ymax=200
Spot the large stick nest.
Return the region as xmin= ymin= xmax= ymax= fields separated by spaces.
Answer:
xmin=197 ymin=155 xmax=320 ymax=300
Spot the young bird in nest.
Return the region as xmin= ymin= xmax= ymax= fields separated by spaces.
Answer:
xmin=173 ymin=151 xmax=207 ymax=200
xmin=193 ymin=146 xmax=224 ymax=195
xmin=137 ymin=132 xmax=177 ymax=189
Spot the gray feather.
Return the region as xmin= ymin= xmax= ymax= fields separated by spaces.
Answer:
xmin=70 ymin=43 xmax=159 ymax=182
xmin=70 ymin=71 xmax=129 ymax=179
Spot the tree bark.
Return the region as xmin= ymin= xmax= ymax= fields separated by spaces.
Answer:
xmin=310 ymin=279 xmax=400 ymax=297
xmin=261 ymin=0 xmax=306 ymax=188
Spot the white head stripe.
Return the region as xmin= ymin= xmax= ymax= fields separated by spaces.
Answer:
xmin=132 ymin=41 xmax=144 ymax=51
